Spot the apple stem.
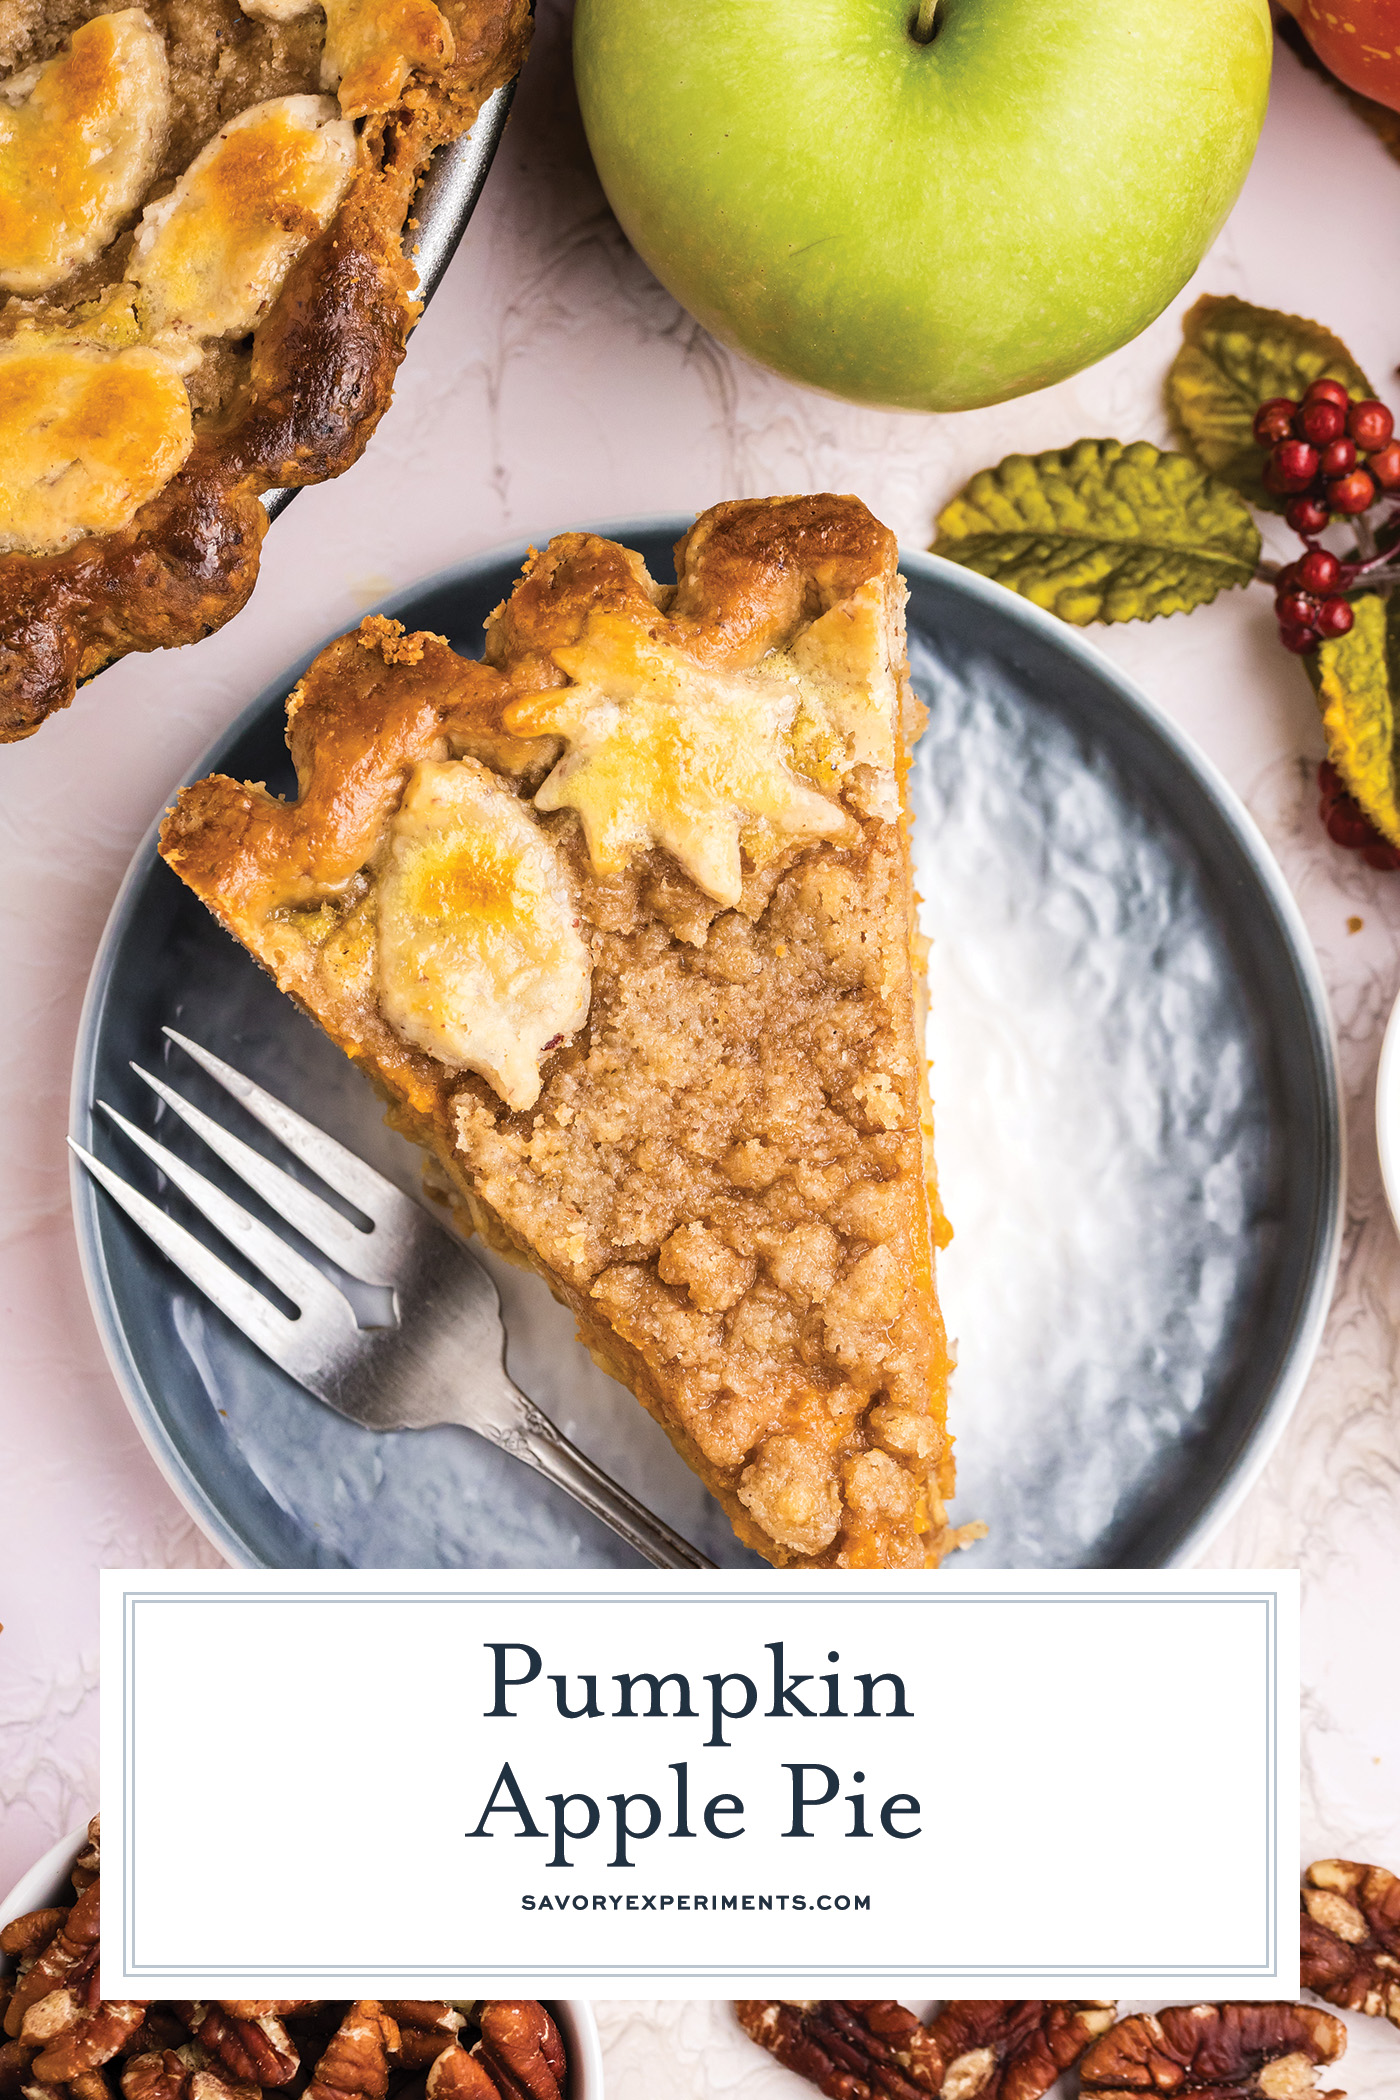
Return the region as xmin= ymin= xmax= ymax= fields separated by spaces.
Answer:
xmin=912 ymin=0 xmax=940 ymax=41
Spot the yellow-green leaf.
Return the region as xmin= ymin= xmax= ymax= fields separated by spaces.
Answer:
xmin=932 ymin=438 xmax=1260 ymax=626
xmin=1168 ymin=294 xmax=1373 ymax=511
xmin=1306 ymin=592 xmax=1400 ymax=846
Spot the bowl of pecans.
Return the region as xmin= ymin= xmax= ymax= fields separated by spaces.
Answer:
xmin=0 ymin=1819 xmax=602 ymax=2100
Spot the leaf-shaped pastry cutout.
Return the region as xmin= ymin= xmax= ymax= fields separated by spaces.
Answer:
xmin=1168 ymin=294 xmax=1374 ymax=511
xmin=321 ymin=0 xmax=454 ymax=119
xmin=504 ymin=609 xmax=856 ymax=910
xmin=933 ymin=438 xmax=1261 ymax=625
xmin=1306 ymin=592 xmax=1400 ymax=847
xmin=0 ymin=11 xmax=169 ymax=295
xmin=127 ymin=95 xmax=356 ymax=359
xmin=0 ymin=336 xmax=192 ymax=555
xmin=376 ymin=758 xmax=592 ymax=1112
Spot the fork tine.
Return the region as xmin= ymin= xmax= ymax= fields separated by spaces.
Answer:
xmin=97 ymin=1101 xmax=355 ymax=1341
xmin=69 ymin=1137 xmax=308 ymax=1369
xmin=162 ymin=1029 xmax=424 ymax=1238
xmin=130 ymin=1062 xmax=390 ymax=1284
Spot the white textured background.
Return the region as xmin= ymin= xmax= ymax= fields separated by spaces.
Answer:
xmin=4 ymin=6 xmax=1400 ymax=2088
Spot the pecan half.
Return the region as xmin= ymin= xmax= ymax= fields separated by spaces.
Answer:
xmin=474 ymin=2004 xmax=567 ymax=2100
xmin=70 ymin=2069 xmax=117 ymax=2100
xmin=307 ymin=2006 xmax=400 ymax=2100
xmin=381 ymin=2006 xmax=463 ymax=2072
xmin=1301 ymin=1859 xmax=1400 ymax=2028
xmin=122 ymin=2050 xmax=193 ymax=2100
xmin=26 ymin=1996 xmax=146 ymax=2080
xmin=187 ymin=2063 xmax=263 ymax=2100
xmin=120 ymin=2014 xmax=193 ymax=2060
xmin=0 ymin=2041 xmax=33 ymax=2100
xmin=930 ymin=2003 xmax=1117 ymax=2100
xmin=4 ymin=1885 xmax=100 ymax=2037
xmin=1079 ymin=2004 xmax=1347 ymax=2099
xmin=19 ymin=2078 xmax=65 ymax=2100
xmin=192 ymin=2011 xmax=297 ymax=2089
xmin=735 ymin=2002 xmax=943 ymax=2100
xmin=120 ymin=2043 xmax=259 ymax=2100
xmin=0 ymin=1920 xmax=66 ymax=1970
xmin=211 ymin=2013 xmax=311 ymax=2024
xmin=426 ymin=2046 xmax=503 ymax=2100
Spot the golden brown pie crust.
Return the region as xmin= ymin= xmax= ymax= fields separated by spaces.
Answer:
xmin=159 ymin=494 xmax=969 ymax=1568
xmin=0 ymin=0 xmax=529 ymax=742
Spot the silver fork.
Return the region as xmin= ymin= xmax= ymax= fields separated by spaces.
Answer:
xmin=70 ymin=1028 xmax=713 ymax=1570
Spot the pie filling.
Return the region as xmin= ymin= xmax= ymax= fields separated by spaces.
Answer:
xmin=158 ymin=495 xmax=976 ymax=1570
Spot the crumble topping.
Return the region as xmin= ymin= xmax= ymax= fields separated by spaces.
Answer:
xmin=0 ymin=334 xmax=191 ymax=552
xmin=0 ymin=10 xmax=169 ymax=294
xmin=376 ymin=757 xmax=592 ymax=1113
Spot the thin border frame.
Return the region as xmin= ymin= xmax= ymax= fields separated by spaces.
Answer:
xmin=112 ymin=1580 xmax=1285 ymax=1986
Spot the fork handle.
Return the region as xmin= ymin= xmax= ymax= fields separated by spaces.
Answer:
xmin=498 ymin=1388 xmax=716 ymax=1569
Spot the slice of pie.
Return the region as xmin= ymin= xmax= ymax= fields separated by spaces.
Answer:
xmin=159 ymin=493 xmax=974 ymax=1568
xmin=0 ymin=0 xmax=529 ymax=740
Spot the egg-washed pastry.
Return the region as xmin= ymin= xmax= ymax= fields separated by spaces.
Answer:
xmin=0 ymin=0 xmax=529 ymax=741
xmin=160 ymin=494 xmax=976 ymax=1571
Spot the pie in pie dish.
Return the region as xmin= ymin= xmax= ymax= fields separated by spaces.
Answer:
xmin=159 ymin=493 xmax=972 ymax=1568
xmin=0 ymin=0 xmax=529 ymax=741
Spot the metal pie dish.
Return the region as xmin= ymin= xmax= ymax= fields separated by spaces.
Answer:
xmin=262 ymin=78 xmax=516 ymax=524
xmin=0 ymin=1824 xmax=604 ymax=2095
xmin=69 ymin=520 xmax=1343 ymax=1571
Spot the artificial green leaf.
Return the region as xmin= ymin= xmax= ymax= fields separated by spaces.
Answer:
xmin=932 ymin=438 xmax=1260 ymax=626
xmin=1305 ymin=592 xmax=1400 ymax=846
xmin=1168 ymin=294 xmax=1373 ymax=510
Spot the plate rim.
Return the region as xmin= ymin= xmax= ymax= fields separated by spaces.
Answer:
xmin=68 ymin=517 xmax=1345 ymax=1572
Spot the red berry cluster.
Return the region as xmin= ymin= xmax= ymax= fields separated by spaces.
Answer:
xmin=1254 ymin=379 xmax=1398 ymax=652
xmin=1273 ymin=545 xmax=1352 ymax=653
xmin=1318 ymin=761 xmax=1400 ymax=870
xmin=1255 ymin=378 xmax=1398 ymax=522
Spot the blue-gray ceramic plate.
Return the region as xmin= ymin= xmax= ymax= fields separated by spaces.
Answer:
xmin=69 ymin=521 xmax=1343 ymax=1570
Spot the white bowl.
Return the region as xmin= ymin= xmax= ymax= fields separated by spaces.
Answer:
xmin=0 ymin=1827 xmax=603 ymax=2100
xmin=1378 ymin=989 xmax=1400 ymax=1239
xmin=0 ymin=1821 xmax=91 ymax=1937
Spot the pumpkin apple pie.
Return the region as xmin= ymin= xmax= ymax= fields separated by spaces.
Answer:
xmin=0 ymin=0 xmax=529 ymax=740
xmin=159 ymin=494 xmax=971 ymax=1568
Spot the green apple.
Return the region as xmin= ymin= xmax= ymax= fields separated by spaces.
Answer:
xmin=572 ymin=0 xmax=1272 ymax=413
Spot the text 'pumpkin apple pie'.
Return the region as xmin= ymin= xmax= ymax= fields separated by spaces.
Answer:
xmin=159 ymin=494 xmax=971 ymax=1568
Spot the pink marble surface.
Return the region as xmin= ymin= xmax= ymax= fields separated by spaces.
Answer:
xmin=4 ymin=8 xmax=1400 ymax=2085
